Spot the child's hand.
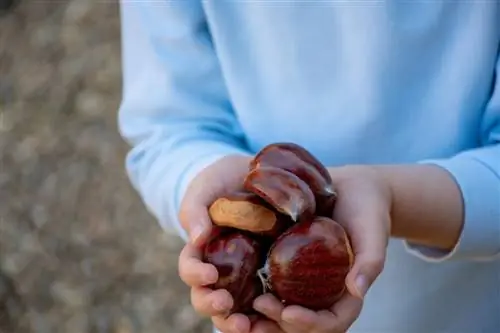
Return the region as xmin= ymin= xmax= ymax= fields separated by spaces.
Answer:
xmin=253 ymin=165 xmax=392 ymax=333
xmin=177 ymin=154 xmax=283 ymax=333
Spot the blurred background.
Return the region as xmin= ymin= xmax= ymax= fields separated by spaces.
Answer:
xmin=0 ymin=1 xmax=212 ymax=332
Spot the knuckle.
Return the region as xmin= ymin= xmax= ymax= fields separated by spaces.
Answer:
xmin=178 ymin=273 xmax=190 ymax=286
xmin=178 ymin=263 xmax=194 ymax=285
xmin=190 ymin=298 xmax=204 ymax=314
xmin=191 ymin=301 xmax=207 ymax=315
xmin=180 ymin=274 xmax=196 ymax=287
xmin=178 ymin=266 xmax=190 ymax=284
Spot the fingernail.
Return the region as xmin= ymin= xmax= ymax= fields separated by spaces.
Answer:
xmin=232 ymin=322 xmax=245 ymax=333
xmin=213 ymin=298 xmax=230 ymax=312
xmin=282 ymin=313 xmax=310 ymax=327
xmin=355 ymin=274 xmax=368 ymax=298
xmin=253 ymin=303 xmax=268 ymax=315
xmin=205 ymin=269 xmax=218 ymax=284
xmin=190 ymin=224 xmax=204 ymax=243
xmin=252 ymin=300 xmax=265 ymax=312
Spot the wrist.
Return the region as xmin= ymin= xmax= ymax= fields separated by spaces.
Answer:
xmin=373 ymin=164 xmax=464 ymax=250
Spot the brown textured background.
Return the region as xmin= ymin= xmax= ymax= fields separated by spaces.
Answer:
xmin=0 ymin=1 xmax=211 ymax=332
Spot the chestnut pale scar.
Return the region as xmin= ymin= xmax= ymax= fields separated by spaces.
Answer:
xmin=209 ymin=197 xmax=277 ymax=232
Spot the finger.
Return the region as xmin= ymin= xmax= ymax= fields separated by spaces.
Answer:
xmin=280 ymin=294 xmax=362 ymax=333
xmin=280 ymin=305 xmax=317 ymax=331
xmin=343 ymin=208 xmax=390 ymax=298
xmin=253 ymin=294 xmax=284 ymax=323
xmin=213 ymin=313 xmax=251 ymax=333
xmin=251 ymin=319 xmax=283 ymax=333
xmin=178 ymin=243 xmax=218 ymax=286
xmin=191 ymin=287 xmax=233 ymax=317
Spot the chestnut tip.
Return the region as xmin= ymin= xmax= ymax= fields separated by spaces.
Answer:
xmin=324 ymin=185 xmax=337 ymax=196
xmin=243 ymin=166 xmax=316 ymax=222
xmin=283 ymin=207 xmax=299 ymax=222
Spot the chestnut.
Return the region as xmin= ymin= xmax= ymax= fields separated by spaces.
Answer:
xmin=250 ymin=142 xmax=337 ymax=217
xmin=203 ymin=142 xmax=354 ymax=314
xmin=208 ymin=191 xmax=292 ymax=238
xmin=202 ymin=228 xmax=265 ymax=314
xmin=244 ymin=166 xmax=316 ymax=222
xmin=258 ymin=216 xmax=354 ymax=311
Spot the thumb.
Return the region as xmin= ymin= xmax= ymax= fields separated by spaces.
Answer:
xmin=346 ymin=251 xmax=385 ymax=300
xmin=343 ymin=212 xmax=389 ymax=299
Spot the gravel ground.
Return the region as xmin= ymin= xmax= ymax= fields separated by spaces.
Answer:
xmin=0 ymin=1 xmax=211 ymax=332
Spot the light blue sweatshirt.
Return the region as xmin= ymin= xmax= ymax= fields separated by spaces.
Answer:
xmin=118 ymin=1 xmax=500 ymax=332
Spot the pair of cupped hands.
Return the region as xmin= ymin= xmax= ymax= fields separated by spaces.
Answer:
xmin=178 ymin=155 xmax=392 ymax=333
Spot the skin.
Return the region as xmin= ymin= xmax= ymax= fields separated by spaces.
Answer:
xmin=178 ymin=155 xmax=261 ymax=333
xmin=178 ymin=155 xmax=464 ymax=333
xmin=374 ymin=164 xmax=464 ymax=250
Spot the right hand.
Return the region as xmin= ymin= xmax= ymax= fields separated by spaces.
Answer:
xmin=178 ymin=155 xmax=283 ymax=333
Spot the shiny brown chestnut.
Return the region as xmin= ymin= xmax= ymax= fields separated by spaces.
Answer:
xmin=258 ymin=216 xmax=354 ymax=311
xmin=202 ymin=227 xmax=265 ymax=314
xmin=244 ymin=166 xmax=316 ymax=222
xmin=250 ymin=142 xmax=337 ymax=217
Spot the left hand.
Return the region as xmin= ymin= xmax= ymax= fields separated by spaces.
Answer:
xmin=252 ymin=165 xmax=393 ymax=333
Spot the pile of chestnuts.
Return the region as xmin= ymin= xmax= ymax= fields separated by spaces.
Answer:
xmin=203 ymin=143 xmax=354 ymax=314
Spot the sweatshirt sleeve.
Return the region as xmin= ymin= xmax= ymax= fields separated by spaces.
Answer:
xmin=117 ymin=1 xmax=252 ymax=241
xmin=405 ymin=57 xmax=500 ymax=262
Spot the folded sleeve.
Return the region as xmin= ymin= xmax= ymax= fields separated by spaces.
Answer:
xmin=117 ymin=1 xmax=252 ymax=240
xmin=406 ymin=58 xmax=500 ymax=263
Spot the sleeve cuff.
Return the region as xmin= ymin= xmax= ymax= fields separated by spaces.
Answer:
xmin=404 ymin=155 xmax=500 ymax=262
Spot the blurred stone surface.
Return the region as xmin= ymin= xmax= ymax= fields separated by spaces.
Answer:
xmin=0 ymin=1 xmax=211 ymax=332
